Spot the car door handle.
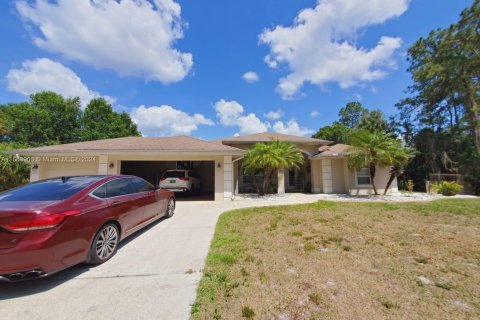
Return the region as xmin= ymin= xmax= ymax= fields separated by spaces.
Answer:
xmin=111 ymin=201 xmax=122 ymax=207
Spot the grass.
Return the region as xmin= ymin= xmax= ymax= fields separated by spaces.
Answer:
xmin=191 ymin=199 xmax=480 ymax=319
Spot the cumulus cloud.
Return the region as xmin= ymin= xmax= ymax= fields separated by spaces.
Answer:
xmin=242 ymin=71 xmax=259 ymax=83
xmin=130 ymin=105 xmax=214 ymax=136
xmin=6 ymin=58 xmax=113 ymax=108
xmin=273 ymin=120 xmax=314 ymax=137
xmin=214 ymin=99 xmax=270 ymax=135
xmin=259 ymin=0 xmax=408 ymax=98
xmin=264 ymin=109 xmax=284 ymax=120
xmin=310 ymin=110 xmax=320 ymax=118
xmin=16 ymin=0 xmax=192 ymax=83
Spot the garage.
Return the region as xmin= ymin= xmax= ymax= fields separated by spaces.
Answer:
xmin=15 ymin=136 xmax=243 ymax=201
xmin=120 ymin=160 xmax=215 ymax=201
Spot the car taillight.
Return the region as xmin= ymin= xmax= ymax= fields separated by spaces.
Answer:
xmin=179 ymin=177 xmax=189 ymax=181
xmin=2 ymin=211 xmax=80 ymax=232
xmin=160 ymin=178 xmax=166 ymax=181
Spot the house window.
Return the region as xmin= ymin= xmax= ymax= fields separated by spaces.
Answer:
xmin=356 ymin=168 xmax=371 ymax=185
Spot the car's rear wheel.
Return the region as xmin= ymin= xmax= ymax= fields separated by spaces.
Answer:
xmin=165 ymin=198 xmax=175 ymax=218
xmin=89 ymin=223 xmax=120 ymax=264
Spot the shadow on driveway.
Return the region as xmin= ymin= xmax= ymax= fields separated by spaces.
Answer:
xmin=0 ymin=217 xmax=167 ymax=300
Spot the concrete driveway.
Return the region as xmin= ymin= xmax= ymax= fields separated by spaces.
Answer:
xmin=0 ymin=195 xmax=321 ymax=320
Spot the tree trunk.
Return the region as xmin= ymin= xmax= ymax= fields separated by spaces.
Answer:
xmin=262 ymin=168 xmax=273 ymax=195
xmin=369 ymin=162 xmax=378 ymax=195
xmin=464 ymin=80 xmax=480 ymax=150
xmin=383 ymin=172 xmax=396 ymax=195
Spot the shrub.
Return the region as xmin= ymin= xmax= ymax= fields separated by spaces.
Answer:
xmin=406 ymin=180 xmax=415 ymax=192
xmin=432 ymin=181 xmax=463 ymax=196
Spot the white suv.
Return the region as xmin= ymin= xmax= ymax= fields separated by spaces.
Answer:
xmin=159 ymin=170 xmax=200 ymax=193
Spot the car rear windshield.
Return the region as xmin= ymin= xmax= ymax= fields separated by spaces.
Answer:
xmin=162 ymin=171 xmax=185 ymax=178
xmin=0 ymin=176 xmax=103 ymax=201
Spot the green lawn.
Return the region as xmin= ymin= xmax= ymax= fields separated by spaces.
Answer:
xmin=191 ymin=199 xmax=480 ymax=319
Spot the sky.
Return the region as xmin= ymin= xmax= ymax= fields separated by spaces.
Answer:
xmin=0 ymin=0 xmax=473 ymax=140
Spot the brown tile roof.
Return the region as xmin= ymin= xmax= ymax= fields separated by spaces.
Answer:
xmin=13 ymin=136 xmax=244 ymax=155
xmin=219 ymin=132 xmax=331 ymax=145
xmin=312 ymin=144 xmax=350 ymax=158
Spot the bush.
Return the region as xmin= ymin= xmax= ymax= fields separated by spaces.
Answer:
xmin=432 ymin=181 xmax=463 ymax=196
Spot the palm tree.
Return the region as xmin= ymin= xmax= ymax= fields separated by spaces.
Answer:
xmin=347 ymin=130 xmax=398 ymax=195
xmin=382 ymin=143 xmax=414 ymax=195
xmin=243 ymin=140 xmax=304 ymax=195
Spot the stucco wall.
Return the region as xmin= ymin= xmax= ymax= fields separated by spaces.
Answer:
xmin=347 ymin=165 xmax=398 ymax=195
xmin=30 ymin=153 xmax=232 ymax=201
xmin=331 ymin=158 xmax=347 ymax=193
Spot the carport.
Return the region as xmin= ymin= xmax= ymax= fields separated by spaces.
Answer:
xmin=120 ymin=160 xmax=215 ymax=201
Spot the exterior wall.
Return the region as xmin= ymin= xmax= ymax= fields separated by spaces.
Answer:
xmin=310 ymin=159 xmax=323 ymax=193
xmin=331 ymin=158 xmax=347 ymax=193
xmin=347 ymin=165 xmax=398 ymax=195
xmin=30 ymin=153 xmax=233 ymax=201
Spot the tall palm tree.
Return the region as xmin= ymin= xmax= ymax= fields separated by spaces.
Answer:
xmin=347 ymin=130 xmax=398 ymax=195
xmin=243 ymin=140 xmax=304 ymax=195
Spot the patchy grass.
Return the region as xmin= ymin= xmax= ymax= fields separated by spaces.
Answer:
xmin=191 ymin=199 xmax=480 ymax=319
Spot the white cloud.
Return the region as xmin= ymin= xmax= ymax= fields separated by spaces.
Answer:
xmin=264 ymin=109 xmax=284 ymax=120
xmin=6 ymin=58 xmax=113 ymax=108
xmin=130 ymin=105 xmax=214 ymax=136
xmin=259 ymin=0 xmax=408 ymax=99
xmin=16 ymin=0 xmax=192 ymax=83
xmin=242 ymin=71 xmax=259 ymax=83
xmin=214 ymin=99 xmax=270 ymax=135
xmin=310 ymin=110 xmax=320 ymax=118
xmin=273 ymin=120 xmax=314 ymax=137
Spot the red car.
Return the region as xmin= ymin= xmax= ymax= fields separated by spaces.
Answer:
xmin=0 ymin=175 xmax=175 ymax=281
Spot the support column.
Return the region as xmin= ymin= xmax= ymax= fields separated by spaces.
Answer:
xmin=223 ymin=156 xmax=233 ymax=200
xmin=277 ymin=166 xmax=285 ymax=194
xmin=322 ymin=159 xmax=333 ymax=194
xmin=99 ymin=155 xmax=108 ymax=175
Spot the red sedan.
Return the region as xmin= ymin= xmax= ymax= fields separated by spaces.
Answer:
xmin=0 ymin=175 xmax=175 ymax=281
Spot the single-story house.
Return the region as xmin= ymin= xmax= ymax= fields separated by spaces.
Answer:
xmin=13 ymin=132 xmax=397 ymax=201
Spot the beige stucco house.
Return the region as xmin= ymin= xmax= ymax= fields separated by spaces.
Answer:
xmin=14 ymin=132 xmax=397 ymax=201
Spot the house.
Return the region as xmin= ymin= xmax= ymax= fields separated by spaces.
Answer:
xmin=13 ymin=132 xmax=397 ymax=201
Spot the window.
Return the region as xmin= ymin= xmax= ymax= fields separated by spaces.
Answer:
xmin=356 ymin=168 xmax=371 ymax=185
xmin=105 ymin=179 xmax=135 ymax=198
xmin=0 ymin=176 xmax=103 ymax=201
xmin=162 ymin=171 xmax=186 ymax=178
xmin=92 ymin=184 xmax=107 ymax=199
xmin=131 ymin=177 xmax=154 ymax=193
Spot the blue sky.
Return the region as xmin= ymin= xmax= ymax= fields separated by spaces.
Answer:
xmin=0 ymin=0 xmax=473 ymax=139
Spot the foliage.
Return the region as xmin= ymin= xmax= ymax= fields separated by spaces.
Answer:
xmin=312 ymin=121 xmax=352 ymax=144
xmin=338 ymin=102 xmax=368 ymax=128
xmin=0 ymin=91 xmax=140 ymax=147
xmin=243 ymin=140 xmax=304 ymax=195
xmin=395 ymin=1 xmax=480 ymax=194
xmin=1 ymin=92 xmax=82 ymax=146
xmin=347 ymin=130 xmax=403 ymax=195
xmin=0 ymin=143 xmax=30 ymax=191
xmin=79 ymin=98 xmax=140 ymax=141
xmin=406 ymin=180 xmax=415 ymax=192
xmin=357 ymin=110 xmax=391 ymax=134
xmin=432 ymin=181 xmax=463 ymax=196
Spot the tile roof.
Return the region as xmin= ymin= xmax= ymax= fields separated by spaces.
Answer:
xmin=13 ymin=136 xmax=245 ymax=155
xmin=219 ymin=132 xmax=330 ymax=145
xmin=312 ymin=144 xmax=350 ymax=158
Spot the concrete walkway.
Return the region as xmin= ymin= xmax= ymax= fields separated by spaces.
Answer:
xmin=0 ymin=196 xmax=321 ymax=320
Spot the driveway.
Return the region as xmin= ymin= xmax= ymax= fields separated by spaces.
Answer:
xmin=0 ymin=195 xmax=322 ymax=320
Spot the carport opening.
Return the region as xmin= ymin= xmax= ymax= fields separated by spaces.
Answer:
xmin=120 ymin=161 xmax=215 ymax=201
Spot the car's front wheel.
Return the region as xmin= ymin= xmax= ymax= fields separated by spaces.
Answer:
xmin=165 ymin=198 xmax=175 ymax=218
xmin=89 ymin=223 xmax=120 ymax=264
